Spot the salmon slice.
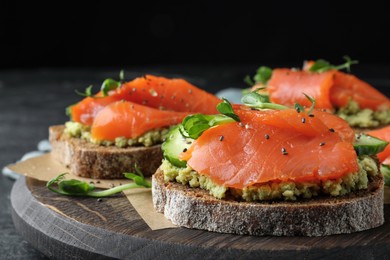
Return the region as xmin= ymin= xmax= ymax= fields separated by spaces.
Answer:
xmin=70 ymin=75 xmax=220 ymax=125
xmin=368 ymin=126 xmax=390 ymax=163
xmin=91 ymin=101 xmax=190 ymax=141
xmin=70 ymin=95 xmax=122 ymax=126
xmin=180 ymin=109 xmax=358 ymax=189
xmin=267 ymin=69 xmax=336 ymax=110
xmin=265 ymin=69 xmax=390 ymax=111
xmin=331 ymin=71 xmax=390 ymax=110
xmin=116 ymin=75 xmax=221 ymax=113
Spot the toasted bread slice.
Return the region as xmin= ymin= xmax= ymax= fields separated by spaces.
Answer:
xmin=49 ymin=125 xmax=163 ymax=179
xmin=152 ymin=168 xmax=384 ymax=236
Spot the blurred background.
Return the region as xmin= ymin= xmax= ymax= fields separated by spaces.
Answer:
xmin=1 ymin=1 xmax=390 ymax=70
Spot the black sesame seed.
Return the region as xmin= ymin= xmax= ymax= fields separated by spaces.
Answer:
xmin=295 ymin=107 xmax=301 ymax=113
xmin=89 ymin=181 xmax=94 ymax=184
xmin=281 ymin=147 xmax=286 ymax=153
xmin=282 ymin=151 xmax=288 ymax=155
xmin=96 ymin=181 xmax=100 ymax=184
xmin=320 ymin=142 xmax=326 ymax=146
xmin=265 ymin=134 xmax=270 ymax=140
xmin=308 ymin=114 xmax=314 ymax=117
xmin=97 ymin=198 xmax=103 ymax=202
xmin=186 ymin=141 xmax=192 ymax=144
xmin=219 ymin=135 xmax=224 ymax=141
xmin=329 ymin=128 xmax=335 ymax=132
xmin=183 ymin=148 xmax=188 ymax=152
xmin=301 ymin=118 xmax=306 ymax=123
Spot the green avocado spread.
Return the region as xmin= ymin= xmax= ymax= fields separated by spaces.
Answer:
xmin=64 ymin=121 xmax=170 ymax=147
xmin=336 ymin=100 xmax=390 ymax=128
xmin=161 ymin=156 xmax=379 ymax=201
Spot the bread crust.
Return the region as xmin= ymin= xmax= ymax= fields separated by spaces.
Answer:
xmin=49 ymin=125 xmax=163 ymax=179
xmin=152 ymin=168 xmax=384 ymax=236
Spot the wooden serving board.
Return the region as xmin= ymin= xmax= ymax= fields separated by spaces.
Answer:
xmin=11 ymin=177 xmax=390 ymax=259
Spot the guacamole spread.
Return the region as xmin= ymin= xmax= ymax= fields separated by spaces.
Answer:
xmin=65 ymin=121 xmax=170 ymax=147
xmin=161 ymin=156 xmax=378 ymax=201
xmin=336 ymin=100 xmax=390 ymax=128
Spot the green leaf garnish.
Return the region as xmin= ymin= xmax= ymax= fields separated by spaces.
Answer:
xmin=241 ymin=92 xmax=288 ymax=110
xmin=253 ymin=66 xmax=273 ymax=84
xmin=243 ymin=66 xmax=273 ymax=87
xmin=293 ymin=94 xmax=316 ymax=114
xmin=294 ymin=103 xmax=304 ymax=113
xmin=217 ymin=98 xmax=240 ymax=122
xmin=180 ymin=98 xmax=240 ymax=139
xmin=243 ymin=75 xmax=255 ymax=86
xmin=75 ymin=85 xmax=94 ymax=97
xmin=47 ymin=167 xmax=151 ymax=197
xmin=309 ymin=56 xmax=359 ymax=73
xmin=101 ymin=78 xmax=121 ymax=97
xmin=182 ymin=114 xmax=235 ymax=139
xmin=124 ymin=164 xmax=151 ymax=188
xmin=303 ymin=93 xmax=316 ymax=114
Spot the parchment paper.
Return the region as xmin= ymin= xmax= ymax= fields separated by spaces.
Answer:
xmin=7 ymin=153 xmax=176 ymax=230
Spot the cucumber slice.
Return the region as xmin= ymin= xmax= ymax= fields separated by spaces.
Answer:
xmin=381 ymin=164 xmax=390 ymax=186
xmin=162 ymin=125 xmax=194 ymax=168
xmin=353 ymin=134 xmax=389 ymax=156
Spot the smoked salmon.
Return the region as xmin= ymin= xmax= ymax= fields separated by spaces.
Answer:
xmin=91 ymin=101 xmax=190 ymax=141
xmin=180 ymin=108 xmax=359 ymax=189
xmin=70 ymin=75 xmax=221 ymax=126
xmin=265 ymin=69 xmax=390 ymax=111
xmin=368 ymin=126 xmax=390 ymax=163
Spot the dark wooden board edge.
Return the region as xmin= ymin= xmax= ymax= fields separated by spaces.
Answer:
xmin=11 ymin=176 xmax=390 ymax=259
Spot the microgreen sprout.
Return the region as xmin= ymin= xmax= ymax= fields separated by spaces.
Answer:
xmin=180 ymin=98 xmax=239 ymax=139
xmin=47 ymin=165 xmax=151 ymax=197
xmin=75 ymin=85 xmax=94 ymax=97
xmin=309 ymin=56 xmax=359 ymax=73
xmin=241 ymin=91 xmax=288 ymax=110
xmin=217 ymin=98 xmax=240 ymax=122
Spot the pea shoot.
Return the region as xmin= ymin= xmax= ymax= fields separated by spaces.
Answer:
xmin=309 ymin=56 xmax=358 ymax=73
xmin=75 ymin=85 xmax=94 ymax=97
xmin=241 ymin=91 xmax=288 ymax=110
xmin=244 ymin=66 xmax=273 ymax=86
xmin=216 ymin=98 xmax=240 ymax=122
xmin=180 ymin=98 xmax=240 ymax=139
xmin=47 ymin=164 xmax=151 ymax=197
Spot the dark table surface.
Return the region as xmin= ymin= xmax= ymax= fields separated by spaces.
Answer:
xmin=1 ymin=64 xmax=390 ymax=259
